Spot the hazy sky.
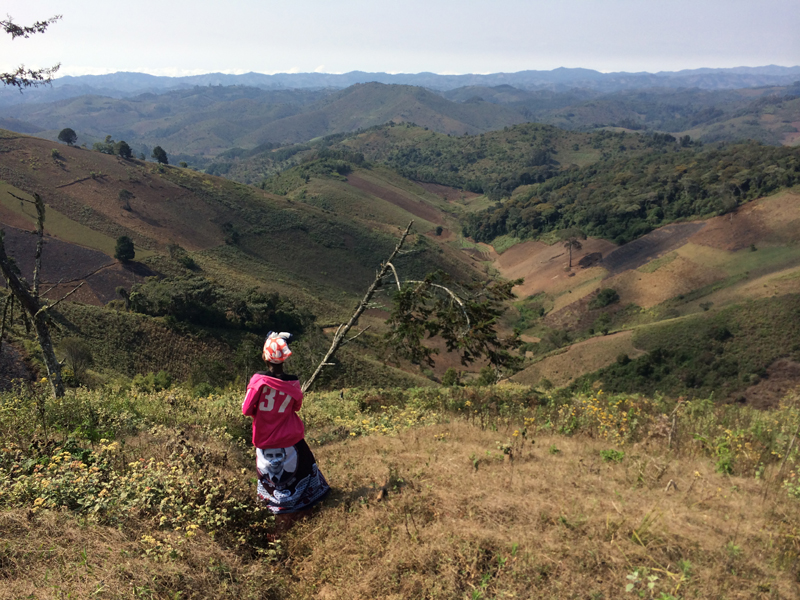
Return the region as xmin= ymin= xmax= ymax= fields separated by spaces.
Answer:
xmin=2 ymin=0 xmax=798 ymax=77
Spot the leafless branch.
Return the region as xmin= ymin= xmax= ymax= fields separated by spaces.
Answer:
xmin=302 ymin=221 xmax=414 ymax=393
xmin=39 ymin=278 xmax=65 ymax=297
xmin=34 ymin=282 xmax=84 ymax=318
xmin=7 ymin=191 xmax=35 ymax=205
xmin=385 ymin=262 xmax=403 ymax=291
xmin=340 ymin=326 xmax=371 ymax=348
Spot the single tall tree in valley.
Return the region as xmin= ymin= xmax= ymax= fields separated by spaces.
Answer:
xmin=561 ymin=227 xmax=587 ymax=269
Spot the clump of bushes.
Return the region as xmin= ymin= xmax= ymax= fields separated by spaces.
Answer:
xmin=589 ymin=288 xmax=620 ymax=310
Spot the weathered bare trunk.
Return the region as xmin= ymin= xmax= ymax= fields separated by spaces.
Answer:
xmin=32 ymin=193 xmax=45 ymax=297
xmin=302 ymin=221 xmax=414 ymax=393
xmin=0 ymin=231 xmax=64 ymax=398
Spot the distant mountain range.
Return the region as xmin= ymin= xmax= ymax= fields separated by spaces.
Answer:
xmin=1 ymin=65 xmax=799 ymax=107
xmin=4 ymin=77 xmax=798 ymax=168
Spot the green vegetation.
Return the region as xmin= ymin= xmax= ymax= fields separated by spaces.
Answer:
xmin=57 ymin=127 xmax=76 ymax=146
xmin=575 ymin=294 xmax=800 ymax=399
xmin=114 ymin=235 xmax=135 ymax=261
xmin=151 ymin=145 xmax=168 ymax=165
xmin=337 ymin=122 xmax=637 ymax=199
xmin=464 ymin=141 xmax=800 ymax=244
xmin=128 ymin=275 xmax=308 ymax=335
xmin=385 ymin=272 xmax=522 ymax=372
xmin=92 ymin=135 xmax=134 ymax=159
xmin=589 ymin=288 xmax=620 ymax=310
xmin=2 ymin=367 xmax=800 ymax=598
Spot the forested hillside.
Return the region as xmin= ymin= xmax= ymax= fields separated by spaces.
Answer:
xmin=463 ymin=140 xmax=800 ymax=244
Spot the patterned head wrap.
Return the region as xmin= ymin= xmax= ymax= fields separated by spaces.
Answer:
xmin=263 ymin=331 xmax=293 ymax=363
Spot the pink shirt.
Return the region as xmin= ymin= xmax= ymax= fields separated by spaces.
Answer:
xmin=242 ymin=373 xmax=305 ymax=449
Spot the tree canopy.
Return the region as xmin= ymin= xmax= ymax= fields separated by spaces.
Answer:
xmin=384 ymin=271 xmax=523 ymax=373
xmin=152 ymin=146 xmax=169 ymax=165
xmin=57 ymin=128 xmax=77 ymax=146
xmin=114 ymin=235 xmax=135 ymax=262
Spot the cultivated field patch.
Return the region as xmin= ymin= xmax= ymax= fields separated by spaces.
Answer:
xmin=494 ymin=238 xmax=616 ymax=298
xmin=512 ymin=329 xmax=644 ymax=387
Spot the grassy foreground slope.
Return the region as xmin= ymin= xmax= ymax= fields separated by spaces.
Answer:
xmin=2 ymin=383 xmax=800 ymax=599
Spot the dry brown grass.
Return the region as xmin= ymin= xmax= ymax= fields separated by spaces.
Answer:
xmin=0 ymin=510 xmax=286 ymax=600
xmin=512 ymin=330 xmax=645 ymax=388
xmin=286 ymin=421 xmax=800 ymax=599
xmin=3 ymin=418 xmax=800 ymax=599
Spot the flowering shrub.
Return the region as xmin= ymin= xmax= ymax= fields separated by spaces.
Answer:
xmin=551 ymin=392 xmax=649 ymax=444
xmin=0 ymin=431 xmax=273 ymax=551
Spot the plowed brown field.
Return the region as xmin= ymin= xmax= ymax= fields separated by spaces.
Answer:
xmin=494 ymin=238 xmax=616 ymax=297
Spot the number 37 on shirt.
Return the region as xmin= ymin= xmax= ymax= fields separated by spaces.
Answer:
xmin=259 ymin=387 xmax=294 ymax=413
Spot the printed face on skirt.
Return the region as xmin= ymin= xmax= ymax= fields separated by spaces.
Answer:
xmin=257 ymin=446 xmax=298 ymax=478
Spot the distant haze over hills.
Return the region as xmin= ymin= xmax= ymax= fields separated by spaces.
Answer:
xmin=1 ymin=65 xmax=799 ymax=107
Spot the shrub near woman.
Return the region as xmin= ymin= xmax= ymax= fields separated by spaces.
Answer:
xmin=242 ymin=332 xmax=329 ymax=531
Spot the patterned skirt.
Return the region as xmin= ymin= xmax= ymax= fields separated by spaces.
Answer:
xmin=255 ymin=439 xmax=330 ymax=514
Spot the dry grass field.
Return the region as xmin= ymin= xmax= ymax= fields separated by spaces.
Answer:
xmin=3 ymin=385 xmax=800 ymax=599
xmin=512 ymin=330 xmax=645 ymax=388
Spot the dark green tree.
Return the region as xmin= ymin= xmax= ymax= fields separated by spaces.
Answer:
xmin=115 ymin=140 xmax=132 ymax=159
xmin=57 ymin=127 xmax=77 ymax=146
xmin=441 ymin=367 xmax=461 ymax=386
xmin=152 ymin=146 xmax=169 ymax=165
xmin=114 ymin=235 xmax=135 ymax=262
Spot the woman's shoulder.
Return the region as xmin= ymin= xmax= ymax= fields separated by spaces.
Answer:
xmin=254 ymin=372 xmax=299 ymax=382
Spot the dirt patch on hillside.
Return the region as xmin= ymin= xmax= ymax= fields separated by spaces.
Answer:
xmin=417 ymin=182 xmax=480 ymax=202
xmin=0 ymin=136 xmax=224 ymax=251
xmin=1 ymin=225 xmax=113 ymax=283
xmin=494 ymin=238 xmax=616 ymax=298
xmin=1 ymin=225 xmax=159 ymax=306
xmin=346 ymin=174 xmax=444 ymax=225
xmin=603 ymin=222 xmax=707 ymax=274
xmin=690 ymin=192 xmax=800 ymax=251
xmin=607 ymin=256 xmax=726 ymax=309
xmin=512 ymin=330 xmax=645 ymax=388
xmin=782 ymin=123 xmax=800 ymax=145
xmin=733 ymin=359 xmax=800 ymax=409
xmin=544 ymin=287 xmax=628 ymax=331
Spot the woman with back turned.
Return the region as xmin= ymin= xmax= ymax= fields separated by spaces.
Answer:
xmin=242 ymin=332 xmax=330 ymax=531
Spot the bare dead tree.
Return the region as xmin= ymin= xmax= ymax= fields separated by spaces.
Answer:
xmin=0 ymin=193 xmax=83 ymax=398
xmin=302 ymin=221 xmax=414 ymax=393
